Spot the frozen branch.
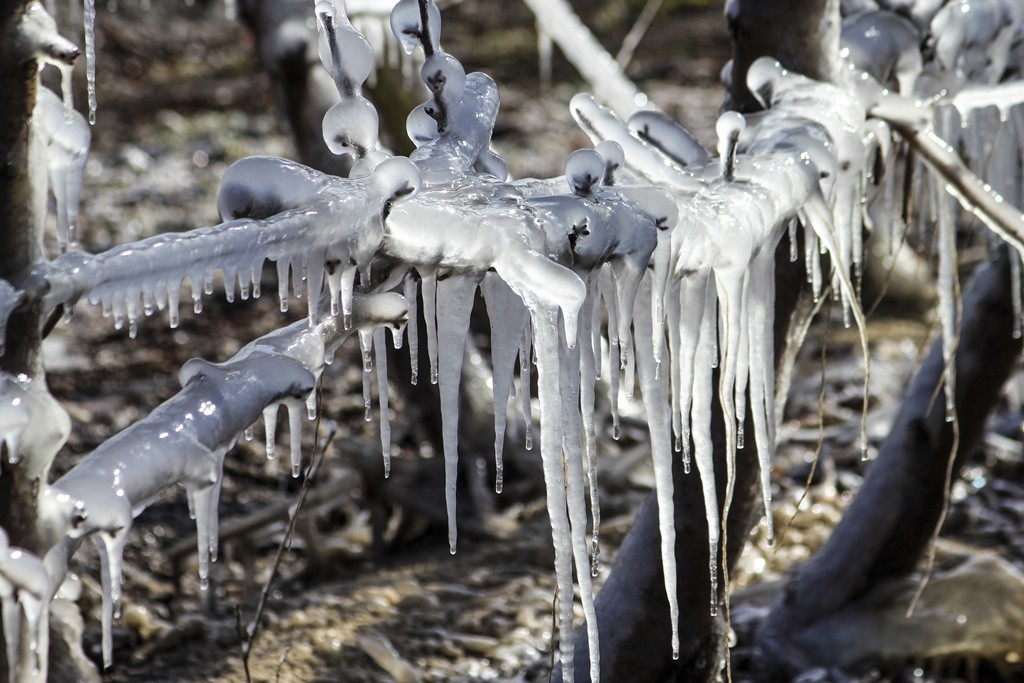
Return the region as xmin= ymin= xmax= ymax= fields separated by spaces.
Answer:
xmin=877 ymin=103 xmax=1024 ymax=255
xmin=53 ymin=291 xmax=407 ymax=669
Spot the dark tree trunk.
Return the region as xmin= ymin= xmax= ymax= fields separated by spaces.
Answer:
xmin=0 ymin=0 xmax=43 ymax=379
xmin=758 ymin=248 xmax=1021 ymax=676
xmin=728 ymin=0 xmax=842 ymax=111
xmin=0 ymin=0 xmax=47 ymax=564
xmin=1 ymin=3 xmax=55 ymax=680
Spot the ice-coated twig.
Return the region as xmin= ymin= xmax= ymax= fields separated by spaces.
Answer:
xmin=874 ymin=99 xmax=1024 ymax=255
xmin=53 ymin=292 xmax=407 ymax=668
xmin=315 ymin=0 xmax=386 ymax=165
xmin=14 ymin=1 xmax=79 ymax=67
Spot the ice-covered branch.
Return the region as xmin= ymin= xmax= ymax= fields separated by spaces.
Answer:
xmin=520 ymin=0 xmax=650 ymax=118
xmin=872 ymin=97 xmax=1024 ymax=255
xmin=32 ymin=156 xmax=420 ymax=339
xmin=53 ymin=291 xmax=407 ymax=669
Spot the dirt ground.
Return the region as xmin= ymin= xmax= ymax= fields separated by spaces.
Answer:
xmin=35 ymin=1 xmax=1024 ymax=682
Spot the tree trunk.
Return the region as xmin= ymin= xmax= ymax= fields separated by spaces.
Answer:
xmin=758 ymin=248 xmax=1021 ymax=676
xmin=729 ymin=0 xmax=843 ymax=111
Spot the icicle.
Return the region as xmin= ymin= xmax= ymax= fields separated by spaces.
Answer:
xmin=421 ymin=272 xmax=439 ymax=384
xmin=83 ymin=0 xmax=97 ymax=124
xmin=482 ymin=274 xmax=529 ymax=494
xmin=306 ymin=251 xmax=326 ymax=326
xmin=263 ymin=404 xmax=278 ymax=460
xmin=373 ymin=327 xmax=391 ymax=477
xmin=694 ymin=279 xmax=722 ymax=614
xmin=94 ymin=530 xmax=127 ymax=668
xmin=578 ymin=283 xmax=602 ymax=573
xmin=434 ymin=275 xmax=478 ymax=554
xmin=557 ymin=321 xmax=601 ymax=683
xmin=404 ymin=274 xmax=420 ymax=384
xmin=360 ymin=329 xmax=373 ymax=422
xmin=38 ymin=88 xmax=90 ymax=252
xmin=746 ymin=253 xmax=778 ymax=544
xmin=168 ymin=286 xmax=180 ymax=329
xmin=633 ymin=275 xmax=680 ymax=657
xmin=286 ymin=399 xmax=304 ymax=477
xmin=601 ymin=268 xmax=622 ymax=439
xmin=189 ymin=453 xmax=226 ymax=591
xmin=277 ymin=259 xmax=290 ymax=312
xmin=935 ymin=170 xmax=958 ymax=420
xmin=788 ymin=218 xmax=798 ymax=262
xmin=530 ymin=305 xmax=583 ymax=683
xmin=519 ymin=321 xmax=534 ymax=450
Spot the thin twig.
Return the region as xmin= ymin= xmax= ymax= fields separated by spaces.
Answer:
xmin=234 ymin=605 xmax=251 ymax=683
xmin=779 ymin=297 xmax=833 ymax=548
xmin=274 ymin=645 xmax=293 ymax=683
xmin=417 ymin=0 xmax=436 ymax=57
xmin=241 ymin=385 xmax=337 ymax=673
xmin=615 ymin=0 xmax=663 ymax=70
xmin=909 ymin=228 xmax=963 ymax=618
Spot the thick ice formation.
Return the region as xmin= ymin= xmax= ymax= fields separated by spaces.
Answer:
xmin=570 ymin=78 xmax=876 ymax=631
xmin=927 ymin=0 xmax=1023 ymax=85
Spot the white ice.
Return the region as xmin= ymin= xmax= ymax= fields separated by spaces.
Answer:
xmin=37 ymin=87 xmax=90 ymax=252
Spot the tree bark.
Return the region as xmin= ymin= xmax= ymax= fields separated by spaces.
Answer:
xmin=0 ymin=0 xmax=44 ymax=379
xmin=729 ymin=0 xmax=843 ymax=111
xmin=757 ymin=247 xmax=1021 ymax=676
